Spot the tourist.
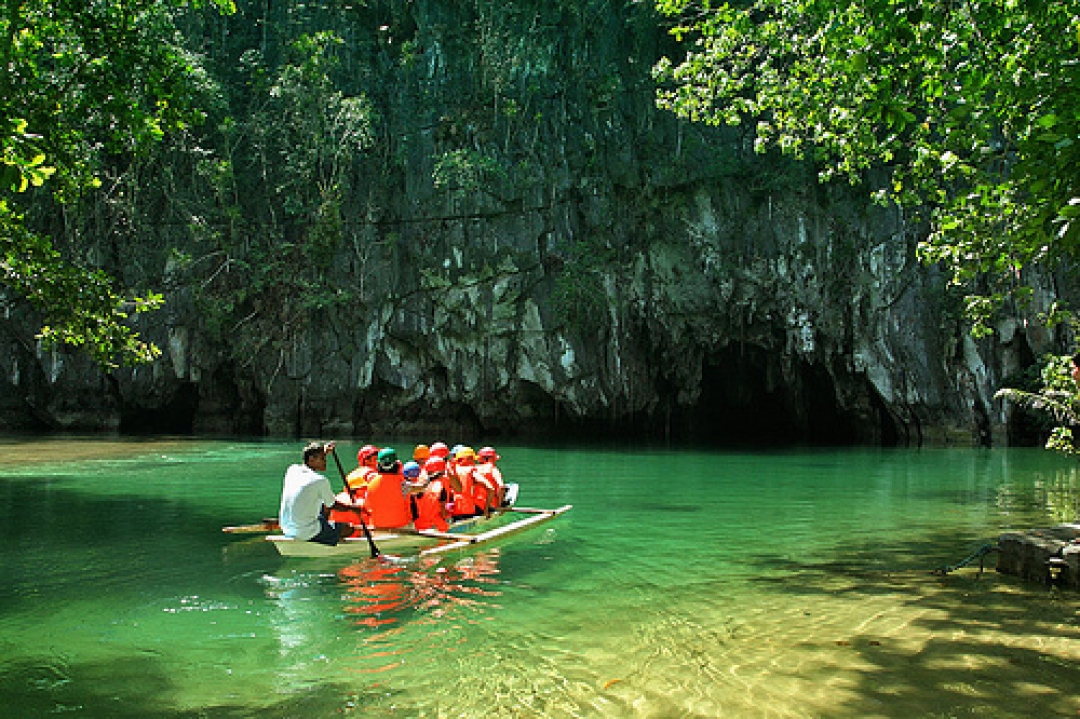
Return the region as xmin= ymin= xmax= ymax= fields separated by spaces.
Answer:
xmin=414 ymin=456 xmax=453 ymax=532
xmin=346 ymin=444 xmax=380 ymax=494
xmin=363 ymin=448 xmax=418 ymax=529
xmin=279 ymin=441 xmax=361 ymax=546
xmin=451 ymin=446 xmax=495 ymax=519
xmin=476 ymin=446 xmax=506 ymax=509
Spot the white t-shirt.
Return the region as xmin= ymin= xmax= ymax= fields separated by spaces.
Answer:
xmin=279 ymin=463 xmax=336 ymax=540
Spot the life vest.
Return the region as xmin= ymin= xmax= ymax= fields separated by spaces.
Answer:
xmin=364 ymin=470 xmax=412 ymax=528
xmin=413 ymin=477 xmax=451 ymax=532
xmin=476 ymin=463 xmax=503 ymax=508
xmin=452 ymin=463 xmax=479 ymax=517
xmin=346 ymin=465 xmax=376 ymax=495
xmin=328 ymin=489 xmax=364 ymax=526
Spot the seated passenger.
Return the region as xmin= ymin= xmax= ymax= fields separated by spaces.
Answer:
xmin=451 ymin=446 xmax=495 ymax=519
xmin=363 ymin=448 xmax=419 ymax=529
xmin=346 ymin=444 xmax=380 ymax=495
xmin=414 ymin=456 xmax=452 ymax=533
xmin=476 ymin=446 xmax=506 ymax=509
xmin=279 ymin=441 xmax=362 ymax=546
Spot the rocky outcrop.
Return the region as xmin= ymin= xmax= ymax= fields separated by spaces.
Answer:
xmin=0 ymin=0 xmax=1061 ymax=444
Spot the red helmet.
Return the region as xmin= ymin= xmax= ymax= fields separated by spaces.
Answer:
xmin=478 ymin=446 xmax=500 ymax=462
xmin=429 ymin=441 xmax=450 ymax=458
xmin=357 ymin=444 xmax=379 ymax=463
xmin=424 ymin=456 xmax=446 ymax=474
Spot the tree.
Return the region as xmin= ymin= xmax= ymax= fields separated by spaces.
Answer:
xmin=996 ymin=354 xmax=1080 ymax=453
xmin=652 ymin=0 xmax=1080 ymax=338
xmin=0 ymin=0 xmax=234 ymax=368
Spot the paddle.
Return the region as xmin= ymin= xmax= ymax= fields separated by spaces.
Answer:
xmin=330 ymin=446 xmax=381 ymax=559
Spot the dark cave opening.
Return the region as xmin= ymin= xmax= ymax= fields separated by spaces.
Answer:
xmin=671 ymin=348 xmax=862 ymax=447
xmin=118 ymin=381 xmax=199 ymax=435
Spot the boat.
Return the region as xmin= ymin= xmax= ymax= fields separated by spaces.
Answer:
xmin=265 ymin=504 xmax=572 ymax=558
xmin=224 ymin=483 xmax=572 ymax=558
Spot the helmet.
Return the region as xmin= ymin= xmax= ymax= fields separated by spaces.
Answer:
xmin=429 ymin=442 xmax=450 ymax=458
xmin=413 ymin=444 xmax=431 ymax=461
xmin=358 ymin=444 xmax=379 ymax=463
xmin=377 ymin=447 xmax=399 ymax=471
xmin=403 ymin=460 xmax=422 ymax=479
xmin=424 ymin=456 xmax=446 ymax=475
xmin=455 ymin=446 xmax=476 ymax=463
xmin=478 ymin=446 xmax=500 ymax=462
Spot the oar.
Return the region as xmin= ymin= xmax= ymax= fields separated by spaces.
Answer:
xmin=330 ymin=447 xmax=381 ymax=559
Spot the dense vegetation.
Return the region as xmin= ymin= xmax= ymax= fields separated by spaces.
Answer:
xmin=652 ymin=0 xmax=1080 ymax=449
xmin=1 ymin=0 xmax=236 ymax=366
xmin=654 ymin=0 xmax=1080 ymax=336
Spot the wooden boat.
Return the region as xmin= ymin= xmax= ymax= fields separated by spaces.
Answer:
xmin=224 ymin=483 xmax=572 ymax=558
xmin=265 ymin=504 xmax=572 ymax=558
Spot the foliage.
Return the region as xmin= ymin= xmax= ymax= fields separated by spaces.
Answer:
xmin=653 ymin=0 xmax=1080 ymax=337
xmin=996 ymin=355 xmax=1080 ymax=454
xmin=0 ymin=0 xmax=233 ymax=368
xmin=189 ymin=28 xmax=375 ymax=366
xmin=433 ymin=149 xmax=507 ymax=197
xmin=550 ymin=238 xmax=616 ymax=337
xmin=1 ymin=201 xmax=162 ymax=365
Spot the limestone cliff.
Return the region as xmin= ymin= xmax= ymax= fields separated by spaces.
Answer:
xmin=0 ymin=0 xmax=1059 ymax=445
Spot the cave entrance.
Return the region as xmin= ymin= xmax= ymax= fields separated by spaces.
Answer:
xmin=119 ymin=381 xmax=199 ymax=435
xmin=677 ymin=347 xmax=859 ymax=446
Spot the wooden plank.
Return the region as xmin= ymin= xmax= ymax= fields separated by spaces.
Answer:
xmin=419 ymin=504 xmax=572 ymax=557
xmin=223 ymin=519 xmax=280 ymax=534
xmin=397 ymin=527 xmax=480 ymax=542
xmin=469 ymin=505 xmax=572 ymax=543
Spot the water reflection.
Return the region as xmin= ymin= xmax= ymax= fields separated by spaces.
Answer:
xmin=338 ymin=550 xmax=503 ymax=629
xmin=996 ymin=464 xmax=1080 ymax=522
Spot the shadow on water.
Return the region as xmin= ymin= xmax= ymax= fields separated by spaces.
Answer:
xmin=743 ymin=529 xmax=1080 ymax=718
xmin=0 ymin=479 xmax=274 ymax=615
xmin=0 ymin=654 xmax=385 ymax=718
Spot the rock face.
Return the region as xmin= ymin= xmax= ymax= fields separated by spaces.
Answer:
xmin=0 ymin=1 xmax=1060 ymax=444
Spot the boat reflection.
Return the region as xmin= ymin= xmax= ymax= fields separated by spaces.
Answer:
xmin=337 ymin=550 xmax=503 ymax=629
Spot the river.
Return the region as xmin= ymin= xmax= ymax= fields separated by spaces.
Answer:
xmin=0 ymin=437 xmax=1078 ymax=717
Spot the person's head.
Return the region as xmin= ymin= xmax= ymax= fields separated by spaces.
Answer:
xmin=303 ymin=441 xmax=328 ymax=469
xmin=424 ymin=456 xmax=446 ymax=476
xmin=403 ymin=461 xmax=422 ymax=480
xmin=358 ymin=444 xmax=379 ymax=466
xmin=455 ymin=446 xmax=476 ymax=465
xmin=413 ymin=444 xmax=431 ymax=462
xmin=430 ymin=442 xmax=450 ymax=459
xmin=477 ymin=446 xmax=500 ymax=464
xmin=378 ymin=447 xmax=400 ymax=473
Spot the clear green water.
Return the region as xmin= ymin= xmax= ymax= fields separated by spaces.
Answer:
xmin=1 ymin=438 xmax=1078 ymax=718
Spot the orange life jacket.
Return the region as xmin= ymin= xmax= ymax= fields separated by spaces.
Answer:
xmin=346 ymin=465 xmax=376 ymax=495
xmin=364 ymin=470 xmax=412 ymax=529
xmin=328 ymin=489 xmax=364 ymax=526
xmin=413 ymin=477 xmax=451 ymax=532
xmin=452 ymin=463 xmax=479 ymax=516
xmin=476 ymin=463 xmax=503 ymax=509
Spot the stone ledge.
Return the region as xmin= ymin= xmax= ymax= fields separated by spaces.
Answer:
xmin=997 ymin=523 xmax=1080 ymax=589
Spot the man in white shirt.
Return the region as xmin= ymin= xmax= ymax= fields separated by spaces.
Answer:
xmin=279 ymin=441 xmax=360 ymax=545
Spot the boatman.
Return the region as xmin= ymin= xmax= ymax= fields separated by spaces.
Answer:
xmin=279 ymin=441 xmax=362 ymax=546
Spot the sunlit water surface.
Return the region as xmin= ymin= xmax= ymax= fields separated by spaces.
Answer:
xmin=0 ymin=437 xmax=1078 ymax=718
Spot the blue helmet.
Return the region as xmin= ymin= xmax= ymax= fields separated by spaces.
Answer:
xmin=403 ymin=460 xmax=422 ymax=479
